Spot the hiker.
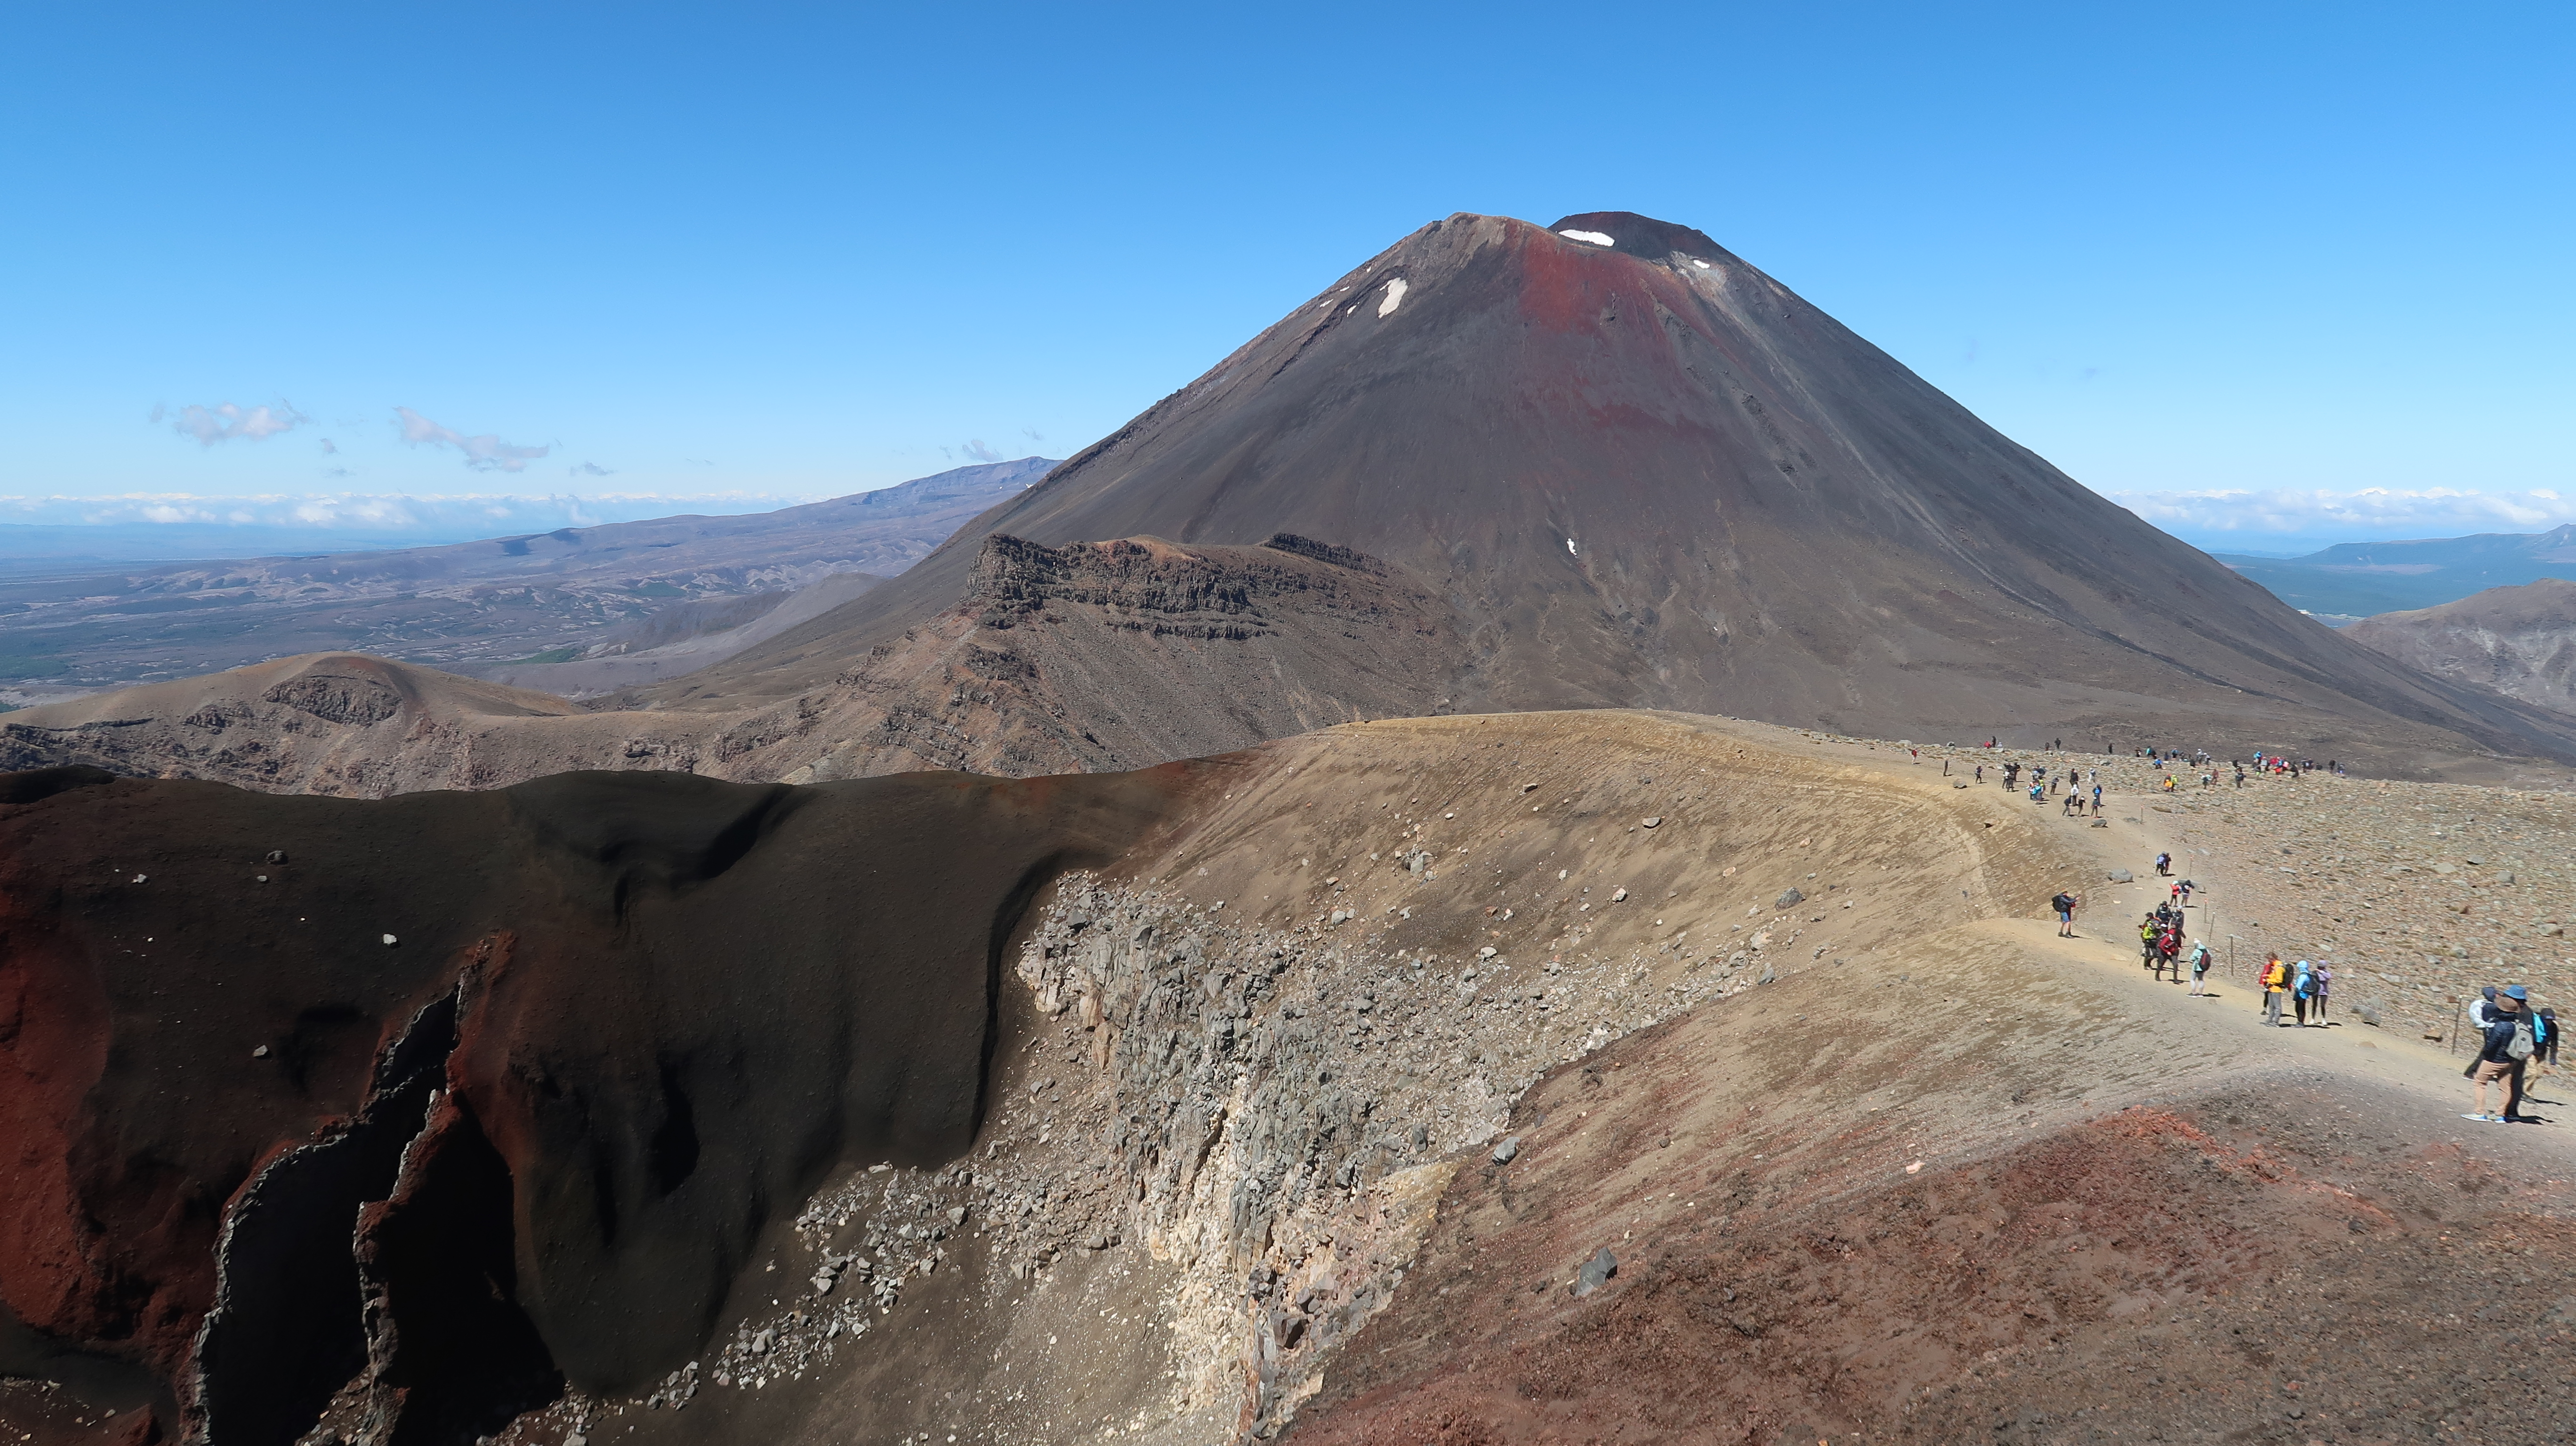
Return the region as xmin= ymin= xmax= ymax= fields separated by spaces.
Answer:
xmin=2155 ymin=852 xmax=2172 ymax=877
xmin=2052 ymin=889 xmax=2080 ymax=938
xmin=2469 ymin=986 xmax=2501 ymax=1038
xmin=1975 ymin=763 xmax=1985 ymax=783
xmin=2310 ymin=963 xmax=2331 ymax=1023
xmin=2291 ymin=960 xmax=2315 ymax=1026
xmin=2500 ymin=987 xmax=2541 ymax=1121
xmin=2541 ymin=1008 xmax=2561 ymax=1069
xmin=2187 ymin=940 xmax=2213 ymax=996
xmin=2158 ymin=926 xmax=2182 ymax=980
xmin=2140 ymin=917 xmax=2162 ymax=969
xmin=2261 ymin=954 xmax=2288 ymax=1025
xmin=2178 ymin=878 xmax=2195 ymax=907
xmin=2470 ymin=987 xmax=2535 ymax=1122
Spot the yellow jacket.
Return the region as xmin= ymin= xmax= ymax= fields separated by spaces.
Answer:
xmin=2262 ymin=960 xmax=2287 ymax=992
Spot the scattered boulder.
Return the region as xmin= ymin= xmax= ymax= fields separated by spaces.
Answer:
xmin=2107 ymin=868 xmax=2133 ymax=883
xmin=1572 ymin=1247 xmax=1618 ymax=1297
xmin=1610 ymin=888 xmax=1629 ymax=903
xmin=1490 ymin=1136 xmax=1521 ymax=1165
xmin=1775 ymin=887 xmax=1804 ymax=908
xmin=1642 ymin=817 xmax=1662 ymax=828
xmin=264 ymin=850 xmax=287 ymax=864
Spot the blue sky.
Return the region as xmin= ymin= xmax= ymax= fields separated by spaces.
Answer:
xmin=1 ymin=2 xmax=2568 ymax=553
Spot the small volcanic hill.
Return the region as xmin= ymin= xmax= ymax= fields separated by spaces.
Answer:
xmin=0 ymin=535 xmax=1460 ymax=795
xmin=2343 ymin=577 xmax=2576 ymax=716
xmin=0 ymin=653 xmax=620 ymax=796
xmin=10 ymin=718 xmax=2576 ymax=1445
xmin=642 ymin=211 xmax=2575 ymax=768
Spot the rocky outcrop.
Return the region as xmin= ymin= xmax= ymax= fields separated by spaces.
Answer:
xmin=0 ymin=535 xmax=1461 ymax=796
xmin=2343 ymin=577 xmax=2576 ymax=717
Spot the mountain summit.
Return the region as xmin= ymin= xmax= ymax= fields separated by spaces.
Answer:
xmin=650 ymin=210 xmax=2570 ymax=762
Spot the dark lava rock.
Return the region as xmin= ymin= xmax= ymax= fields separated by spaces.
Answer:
xmin=1573 ymin=1247 xmax=1618 ymax=1298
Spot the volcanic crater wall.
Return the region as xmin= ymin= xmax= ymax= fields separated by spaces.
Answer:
xmin=0 ymin=761 xmax=1195 ymax=1443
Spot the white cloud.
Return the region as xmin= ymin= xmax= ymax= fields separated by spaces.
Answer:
xmin=0 ymin=490 xmax=837 ymax=535
xmin=569 ymin=461 xmax=614 ymax=477
xmin=2113 ymin=486 xmax=2576 ymax=541
xmin=155 ymin=400 xmax=309 ymax=445
xmin=394 ymin=406 xmax=551 ymax=472
xmin=961 ymin=438 xmax=1003 ymax=463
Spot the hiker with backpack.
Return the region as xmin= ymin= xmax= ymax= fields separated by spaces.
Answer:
xmin=2290 ymin=960 xmax=2316 ymax=1026
xmin=2261 ymin=954 xmax=2288 ymax=1025
xmin=2051 ymin=889 xmax=2081 ymax=938
xmin=2187 ymin=940 xmax=2213 ymax=996
xmin=2155 ymin=852 xmax=2172 ymax=877
xmin=2310 ymin=964 xmax=2331 ymax=1023
xmin=2470 ymin=987 xmax=2538 ymax=1123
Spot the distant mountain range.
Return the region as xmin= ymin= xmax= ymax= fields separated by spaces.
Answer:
xmin=0 ymin=459 xmax=1055 ymax=697
xmin=2215 ymin=523 xmax=2576 ymax=619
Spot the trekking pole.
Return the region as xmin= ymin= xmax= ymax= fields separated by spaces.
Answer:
xmin=2451 ymin=997 xmax=2463 ymax=1055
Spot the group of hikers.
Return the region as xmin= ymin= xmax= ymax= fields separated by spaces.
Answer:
xmin=2256 ymin=951 xmax=2332 ymax=1025
xmin=2050 ymin=867 xmax=2560 ymax=1126
xmin=2139 ymin=886 xmax=2218 ymax=994
xmin=1981 ymin=760 xmax=2109 ymax=816
xmin=1973 ymin=742 xmax=2344 ymax=795
xmin=2464 ymin=984 xmax=2559 ymax=1124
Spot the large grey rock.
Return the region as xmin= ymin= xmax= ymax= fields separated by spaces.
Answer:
xmin=1775 ymin=887 xmax=1804 ymax=908
xmin=2107 ymin=868 xmax=2133 ymax=883
xmin=1491 ymin=1136 xmax=1521 ymax=1165
xmin=1573 ymin=1247 xmax=1618 ymax=1297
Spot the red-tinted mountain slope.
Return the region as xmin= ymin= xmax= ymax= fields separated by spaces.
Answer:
xmin=652 ymin=211 xmax=2573 ymax=765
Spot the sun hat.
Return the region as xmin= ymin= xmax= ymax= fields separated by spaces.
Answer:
xmin=2504 ymin=985 xmax=2529 ymax=1001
